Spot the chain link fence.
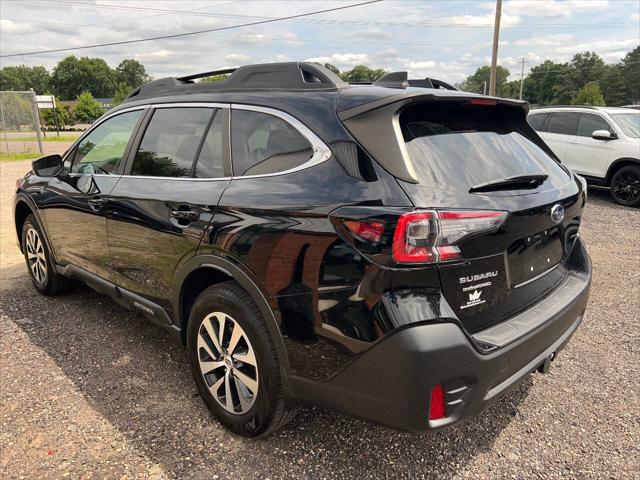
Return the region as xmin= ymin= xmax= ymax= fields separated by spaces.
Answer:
xmin=0 ymin=90 xmax=44 ymax=154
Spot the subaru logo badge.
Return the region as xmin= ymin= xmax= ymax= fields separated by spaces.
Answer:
xmin=550 ymin=203 xmax=564 ymax=224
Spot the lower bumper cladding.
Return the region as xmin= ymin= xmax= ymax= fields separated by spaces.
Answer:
xmin=290 ymin=240 xmax=591 ymax=432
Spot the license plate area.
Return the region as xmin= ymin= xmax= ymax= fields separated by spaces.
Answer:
xmin=438 ymin=254 xmax=509 ymax=317
xmin=507 ymin=227 xmax=563 ymax=286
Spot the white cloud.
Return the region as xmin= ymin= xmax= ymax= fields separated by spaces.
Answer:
xmin=353 ymin=28 xmax=392 ymax=40
xmin=483 ymin=0 xmax=609 ymax=18
xmin=515 ymin=33 xmax=575 ymax=46
xmin=304 ymin=53 xmax=372 ymax=69
xmin=0 ymin=19 xmax=35 ymax=34
xmin=447 ymin=13 xmax=522 ymax=27
xmin=555 ymin=38 xmax=639 ymax=54
xmin=225 ymin=53 xmax=250 ymax=64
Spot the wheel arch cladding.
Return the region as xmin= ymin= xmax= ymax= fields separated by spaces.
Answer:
xmin=173 ymin=256 xmax=291 ymax=371
xmin=15 ymin=200 xmax=34 ymax=252
xmin=607 ymin=158 xmax=640 ymax=184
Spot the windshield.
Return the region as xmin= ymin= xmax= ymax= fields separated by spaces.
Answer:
xmin=611 ymin=113 xmax=640 ymax=138
xmin=399 ymin=104 xmax=570 ymax=192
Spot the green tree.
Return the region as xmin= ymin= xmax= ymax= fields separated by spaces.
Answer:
xmin=73 ymin=92 xmax=104 ymax=123
xmin=572 ymin=81 xmax=606 ymax=106
xmin=116 ymin=59 xmax=150 ymax=88
xmin=457 ymin=65 xmax=511 ymax=95
xmin=0 ymin=65 xmax=51 ymax=93
xmin=52 ymin=56 xmax=115 ymax=100
xmin=200 ymin=74 xmax=230 ymax=83
xmin=621 ymin=46 xmax=640 ymax=104
xmin=340 ymin=65 xmax=388 ymax=83
xmin=41 ymin=100 xmax=72 ymax=129
xmin=555 ymin=51 xmax=607 ymax=102
xmin=601 ymin=64 xmax=628 ymax=106
xmin=323 ymin=63 xmax=340 ymax=75
xmin=522 ymin=61 xmax=572 ymax=105
xmin=111 ymin=82 xmax=134 ymax=106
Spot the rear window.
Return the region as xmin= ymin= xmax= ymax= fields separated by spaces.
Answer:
xmin=400 ymin=104 xmax=570 ymax=190
xmin=527 ymin=113 xmax=548 ymax=131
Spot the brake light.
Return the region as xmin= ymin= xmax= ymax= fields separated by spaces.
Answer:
xmin=393 ymin=210 xmax=507 ymax=264
xmin=429 ymin=384 xmax=445 ymax=420
xmin=469 ymin=98 xmax=497 ymax=106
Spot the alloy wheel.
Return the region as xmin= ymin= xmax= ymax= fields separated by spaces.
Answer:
xmin=197 ymin=311 xmax=259 ymax=414
xmin=26 ymin=226 xmax=47 ymax=284
xmin=613 ymin=171 xmax=640 ymax=204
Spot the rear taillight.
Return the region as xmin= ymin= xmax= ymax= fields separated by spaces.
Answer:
xmin=393 ymin=209 xmax=507 ymax=264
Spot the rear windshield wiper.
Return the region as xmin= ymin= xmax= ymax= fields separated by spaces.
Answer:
xmin=469 ymin=174 xmax=549 ymax=193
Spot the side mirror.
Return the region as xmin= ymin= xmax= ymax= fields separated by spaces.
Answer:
xmin=32 ymin=154 xmax=63 ymax=177
xmin=592 ymin=130 xmax=615 ymax=140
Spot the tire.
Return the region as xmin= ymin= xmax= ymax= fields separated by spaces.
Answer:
xmin=186 ymin=281 xmax=299 ymax=437
xmin=21 ymin=214 xmax=75 ymax=295
xmin=610 ymin=165 xmax=640 ymax=207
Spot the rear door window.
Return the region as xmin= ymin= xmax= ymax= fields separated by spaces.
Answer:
xmin=132 ymin=107 xmax=213 ymax=177
xmin=545 ymin=112 xmax=579 ymax=136
xmin=194 ymin=110 xmax=226 ymax=178
xmin=399 ymin=103 xmax=570 ymax=191
xmin=576 ymin=113 xmax=612 ymax=137
xmin=231 ymin=109 xmax=313 ymax=176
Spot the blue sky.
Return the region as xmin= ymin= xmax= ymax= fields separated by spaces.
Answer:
xmin=1 ymin=0 xmax=639 ymax=84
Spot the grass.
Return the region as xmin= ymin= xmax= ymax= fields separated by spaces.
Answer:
xmin=0 ymin=153 xmax=41 ymax=162
xmin=6 ymin=135 xmax=80 ymax=143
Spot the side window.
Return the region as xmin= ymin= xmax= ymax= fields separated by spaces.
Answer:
xmin=545 ymin=112 xmax=579 ymax=136
xmin=132 ymin=107 xmax=213 ymax=178
xmin=72 ymin=110 xmax=142 ymax=174
xmin=527 ymin=113 xmax=548 ymax=131
xmin=231 ymin=110 xmax=313 ymax=176
xmin=194 ymin=110 xmax=226 ymax=178
xmin=576 ymin=113 xmax=612 ymax=137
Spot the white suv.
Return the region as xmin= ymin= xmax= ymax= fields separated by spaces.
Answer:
xmin=528 ymin=106 xmax=640 ymax=206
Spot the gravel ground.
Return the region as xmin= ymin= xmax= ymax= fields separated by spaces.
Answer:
xmin=1 ymin=160 xmax=639 ymax=479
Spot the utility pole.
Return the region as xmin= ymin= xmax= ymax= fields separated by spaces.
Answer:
xmin=489 ymin=0 xmax=502 ymax=96
xmin=518 ymin=57 xmax=528 ymax=100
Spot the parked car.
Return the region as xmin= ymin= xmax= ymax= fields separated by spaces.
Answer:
xmin=528 ymin=106 xmax=640 ymax=206
xmin=14 ymin=62 xmax=591 ymax=437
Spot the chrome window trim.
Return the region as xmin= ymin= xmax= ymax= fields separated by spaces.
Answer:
xmin=68 ymin=102 xmax=331 ymax=181
xmin=229 ymin=103 xmax=331 ymax=179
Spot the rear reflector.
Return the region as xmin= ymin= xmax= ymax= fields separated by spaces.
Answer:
xmin=344 ymin=220 xmax=385 ymax=243
xmin=429 ymin=385 xmax=445 ymax=420
xmin=393 ymin=209 xmax=507 ymax=264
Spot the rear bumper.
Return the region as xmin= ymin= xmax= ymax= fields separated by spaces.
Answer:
xmin=289 ymin=239 xmax=591 ymax=432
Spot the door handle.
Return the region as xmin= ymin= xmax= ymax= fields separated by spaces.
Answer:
xmin=169 ymin=209 xmax=199 ymax=223
xmin=88 ymin=197 xmax=107 ymax=212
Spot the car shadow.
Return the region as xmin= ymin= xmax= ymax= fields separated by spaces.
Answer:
xmin=1 ymin=263 xmax=532 ymax=479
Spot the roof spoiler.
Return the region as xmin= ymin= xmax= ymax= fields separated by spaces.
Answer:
xmin=339 ymin=93 xmax=530 ymax=184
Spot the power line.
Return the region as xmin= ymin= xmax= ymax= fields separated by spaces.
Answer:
xmin=18 ymin=0 xmax=638 ymax=28
xmin=4 ymin=2 xmax=245 ymax=36
xmin=0 ymin=0 xmax=383 ymax=58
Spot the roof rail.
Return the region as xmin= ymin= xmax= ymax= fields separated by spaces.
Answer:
xmin=124 ymin=62 xmax=348 ymax=102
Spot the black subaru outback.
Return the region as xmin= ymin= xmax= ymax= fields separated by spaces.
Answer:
xmin=14 ymin=62 xmax=591 ymax=437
